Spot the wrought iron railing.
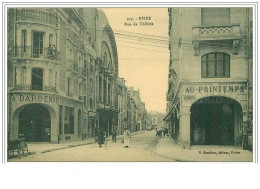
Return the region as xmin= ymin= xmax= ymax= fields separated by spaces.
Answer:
xmin=16 ymin=8 xmax=58 ymax=27
xmin=15 ymin=84 xmax=57 ymax=93
xmin=14 ymin=46 xmax=61 ymax=61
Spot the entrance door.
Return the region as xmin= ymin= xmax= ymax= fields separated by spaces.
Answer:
xmin=19 ymin=104 xmax=51 ymax=142
xmin=190 ymin=97 xmax=240 ymax=145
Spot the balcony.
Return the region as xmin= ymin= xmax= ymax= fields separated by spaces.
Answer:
xmin=14 ymin=46 xmax=61 ymax=61
xmin=15 ymin=84 xmax=57 ymax=93
xmin=66 ymin=59 xmax=78 ymax=73
xmin=192 ymin=24 xmax=241 ymax=55
xmin=16 ymin=8 xmax=58 ymax=27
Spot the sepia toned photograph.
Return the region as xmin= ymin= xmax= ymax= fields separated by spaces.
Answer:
xmin=6 ymin=6 xmax=254 ymax=162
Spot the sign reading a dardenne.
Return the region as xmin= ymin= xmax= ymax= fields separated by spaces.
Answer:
xmin=10 ymin=93 xmax=81 ymax=108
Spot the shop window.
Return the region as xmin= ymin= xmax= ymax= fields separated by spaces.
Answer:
xmin=31 ymin=68 xmax=43 ymax=90
xmin=201 ymin=8 xmax=230 ymax=26
xmin=64 ymin=107 xmax=74 ymax=134
xmin=201 ymin=53 xmax=230 ymax=78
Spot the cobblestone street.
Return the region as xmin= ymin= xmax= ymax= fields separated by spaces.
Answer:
xmin=9 ymin=131 xmax=172 ymax=162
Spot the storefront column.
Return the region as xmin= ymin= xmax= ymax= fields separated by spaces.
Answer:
xmin=179 ymin=106 xmax=191 ymax=149
xmin=60 ymin=106 xmax=65 ymax=139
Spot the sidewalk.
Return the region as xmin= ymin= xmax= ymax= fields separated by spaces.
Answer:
xmin=22 ymin=130 xmax=145 ymax=155
xmin=155 ymin=137 xmax=253 ymax=162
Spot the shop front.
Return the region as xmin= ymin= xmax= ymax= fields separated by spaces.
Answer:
xmin=97 ymin=106 xmax=119 ymax=137
xmin=174 ymin=82 xmax=248 ymax=148
xmin=8 ymin=92 xmax=83 ymax=143
xmin=190 ymin=96 xmax=242 ymax=146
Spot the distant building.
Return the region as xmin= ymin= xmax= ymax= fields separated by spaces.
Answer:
xmin=164 ymin=8 xmax=253 ymax=149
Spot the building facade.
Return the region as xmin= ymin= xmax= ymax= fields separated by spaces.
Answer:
xmin=116 ymin=77 xmax=128 ymax=135
xmin=164 ymin=8 xmax=253 ymax=149
xmin=126 ymin=87 xmax=147 ymax=133
xmin=7 ymin=8 xmax=120 ymax=143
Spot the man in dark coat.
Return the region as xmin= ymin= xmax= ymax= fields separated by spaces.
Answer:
xmin=112 ymin=128 xmax=117 ymax=142
xmin=98 ymin=128 xmax=105 ymax=148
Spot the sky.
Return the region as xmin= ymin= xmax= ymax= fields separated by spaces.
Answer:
xmin=101 ymin=8 xmax=169 ymax=113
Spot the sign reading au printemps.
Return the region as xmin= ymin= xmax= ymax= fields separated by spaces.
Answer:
xmin=185 ymin=84 xmax=246 ymax=94
xmin=11 ymin=93 xmax=81 ymax=108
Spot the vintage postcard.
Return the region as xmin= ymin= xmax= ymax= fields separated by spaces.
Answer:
xmin=5 ymin=6 xmax=254 ymax=162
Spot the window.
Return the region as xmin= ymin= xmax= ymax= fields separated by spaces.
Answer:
xmin=22 ymin=30 xmax=27 ymax=53
xmin=33 ymin=31 xmax=44 ymax=58
xmin=201 ymin=8 xmax=230 ymax=26
xmin=90 ymin=98 xmax=93 ymax=110
xmin=84 ymin=96 xmax=87 ymax=108
xmin=55 ymin=72 xmax=58 ymax=88
xmin=67 ymin=78 xmax=72 ymax=97
xmin=84 ymin=60 xmax=87 ymax=75
xmin=201 ymin=53 xmax=230 ymax=78
xmin=49 ymin=34 xmax=53 ymax=46
xmin=31 ymin=68 xmax=43 ymax=90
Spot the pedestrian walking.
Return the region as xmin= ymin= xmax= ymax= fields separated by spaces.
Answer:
xmin=163 ymin=129 xmax=166 ymax=137
xmin=97 ymin=128 xmax=105 ymax=148
xmin=123 ymin=128 xmax=131 ymax=148
xmin=112 ymin=128 xmax=117 ymax=142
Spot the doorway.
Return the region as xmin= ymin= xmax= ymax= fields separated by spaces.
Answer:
xmin=190 ymin=96 xmax=241 ymax=145
xmin=19 ymin=104 xmax=51 ymax=142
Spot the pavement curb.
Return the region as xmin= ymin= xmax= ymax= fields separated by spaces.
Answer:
xmin=9 ymin=130 xmax=148 ymax=159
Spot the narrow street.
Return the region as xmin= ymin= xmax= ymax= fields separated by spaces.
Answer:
xmin=9 ymin=131 xmax=173 ymax=162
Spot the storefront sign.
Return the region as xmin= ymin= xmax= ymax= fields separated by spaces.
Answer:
xmin=11 ymin=93 xmax=82 ymax=108
xmin=195 ymin=96 xmax=235 ymax=104
xmin=185 ymin=84 xmax=246 ymax=94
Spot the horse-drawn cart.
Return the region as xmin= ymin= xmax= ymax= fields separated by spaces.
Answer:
xmin=8 ymin=138 xmax=28 ymax=159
